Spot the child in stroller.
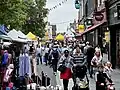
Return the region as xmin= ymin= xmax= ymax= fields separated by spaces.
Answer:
xmin=72 ymin=65 xmax=89 ymax=90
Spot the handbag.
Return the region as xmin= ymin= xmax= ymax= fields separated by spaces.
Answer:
xmin=58 ymin=60 xmax=66 ymax=73
xmin=58 ymin=65 xmax=66 ymax=73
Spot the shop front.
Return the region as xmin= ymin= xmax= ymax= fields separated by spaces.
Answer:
xmin=108 ymin=0 xmax=120 ymax=69
xmin=81 ymin=3 xmax=107 ymax=48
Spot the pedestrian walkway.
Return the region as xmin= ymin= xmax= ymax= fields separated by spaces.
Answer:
xmin=111 ymin=69 xmax=120 ymax=90
xmin=56 ymin=71 xmax=73 ymax=90
xmin=37 ymin=64 xmax=57 ymax=87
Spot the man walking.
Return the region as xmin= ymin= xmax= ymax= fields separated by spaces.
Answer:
xmin=36 ymin=45 xmax=42 ymax=65
xmin=86 ymin=44 xmax=95 ymax=78
xmin=50 ymin=45 xmax=60 ymax=75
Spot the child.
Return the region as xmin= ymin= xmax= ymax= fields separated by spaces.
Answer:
xmin=95 ymin=64 xmax=113 ymax=90
xmin=104 ymin=62 xmax=113 ymax=78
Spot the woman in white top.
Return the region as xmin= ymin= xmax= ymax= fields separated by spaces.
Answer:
xmin=91 ymin=49 xmax=102 ymax=77
xmin=91 ymin=49 xmax=102 ymax=66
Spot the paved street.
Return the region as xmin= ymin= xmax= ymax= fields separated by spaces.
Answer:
xmin=37 ymin=54 xmax=120 ymax=90
xmin=37 ymin=64 xmax=57 ymax=87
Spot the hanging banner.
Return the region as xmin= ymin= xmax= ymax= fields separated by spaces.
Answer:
xmin=104 ymin=32 xmax=110 ymax=42
xmin=48 ymin=26 xmax=52 ymax=39
xmin=49 ymin=0 xmax=68 ymax=12
xmin=45 ymin=32 xmax=49 ymax=40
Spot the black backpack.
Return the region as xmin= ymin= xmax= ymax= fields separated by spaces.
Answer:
xmin=52 ymin=49 xmax=59 ymax=59
xmin=29 ymin=46 xmax=33 ymax=52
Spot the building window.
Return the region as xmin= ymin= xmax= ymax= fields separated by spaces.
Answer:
xmin=85 ymin=1 xmax=88 ymax=17
xmin=97 ymin=0 xmax=102 ymax=7
xmin=116 ymin=30 xmax=120 ymax=68
xmin=101 ymin=0 xmax=105 ymax=4
xmin=97 ymin=0 xmax=105 ymax=7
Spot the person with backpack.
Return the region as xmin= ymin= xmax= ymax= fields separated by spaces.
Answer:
xmin=86 ymin=44 xmax=95 ymax=78
xmin=44 ymin=45 xmax=49 ymax=66
xmin=50 ymin=45 xmax=60 ymax=75
xmin=29 ymin=44 xmax=35 ymax=55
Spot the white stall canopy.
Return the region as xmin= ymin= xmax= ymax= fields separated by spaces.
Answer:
xmin=8 ymin=29 xmax=27 ymax=43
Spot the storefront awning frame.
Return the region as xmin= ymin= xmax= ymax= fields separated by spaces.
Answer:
xmin=76 ymin=22 xmax=105 ymax=37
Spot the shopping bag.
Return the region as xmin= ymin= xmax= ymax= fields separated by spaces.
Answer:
xmin=58 ymin=65 xmax=66 ymax=73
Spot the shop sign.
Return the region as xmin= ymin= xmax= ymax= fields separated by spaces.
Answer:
xmin=84 ymin=18 xmax=93 ymax=28
xmin=75 ymin=29 xmax=79 ymax=33
xmin=114 ymin=12 xmax=117 ymax=18
xmin=117 ymin=3 xmax=120 ymax=20
xmin=78 ymin=25 xmax=84 ymax=33
xmin=94 ymin=12 xmax=104 ymax=21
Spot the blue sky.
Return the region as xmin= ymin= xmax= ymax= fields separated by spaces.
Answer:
xmin=46 ymin=0 xmax=78 ymax=33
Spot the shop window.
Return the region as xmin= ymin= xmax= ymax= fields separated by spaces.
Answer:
xmin=97 ymin=0 xmax=105 ymax=7
xmin=116 ymin=30 xmax=120 ymax=68
xmin=85 ymin=1 xmax=88 ymax=17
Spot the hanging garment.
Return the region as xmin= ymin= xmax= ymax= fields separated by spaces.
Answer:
xmin=3 ymin=64 xmax=14 ymax=82
xmin=19 ymin=54 xmax=25 ymax=76
xmin=32 ymin=58 xmax=37 ymax=75
xmin=30 ymin=55 xmax=37 ymax=75
xmin=2 ymin=52 xmax=9 ymax=65
xmin=24 ymin=53 xmax=31 ymax=77
xmin=19 ymin=53 xmax=31 ymax=77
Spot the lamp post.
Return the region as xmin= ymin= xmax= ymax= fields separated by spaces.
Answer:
xmin=75 ymin=0 xmax=81 ymax=9
xmin=84 ymin=17 xmax=93 ymax=29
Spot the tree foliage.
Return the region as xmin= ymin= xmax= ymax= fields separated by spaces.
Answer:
xmin=0 ymin=0 xmax=29 ymax=29
xmin=22 ymin=0 xmax=48 ymax=37
xmin=0 ymin=0 xmax=48 ymax=37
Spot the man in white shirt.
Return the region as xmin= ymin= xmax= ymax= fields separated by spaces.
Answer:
xmin=44 ymin=46 xmax=49 ymax=65
xmin=36 ymin=45 xmax=42 ymax=65
xmin=83 ymin=41 xmax=90 ymax=55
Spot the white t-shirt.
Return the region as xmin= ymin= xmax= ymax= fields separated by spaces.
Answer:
xmin=45 ymin=48 xmax=49 ymax=53
xmin=91 ymin=55 xmax=102 ymax=65
xmin=36 ymin=47 xmax=41 ymax=55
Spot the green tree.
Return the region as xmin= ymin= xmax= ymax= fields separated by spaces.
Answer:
xmin=0 ymin=0 xmax=48 ymax=38
xmin=0 ymin=0 xmax=28 ymax=29
xmin=22 ymin=0 xmax=48 ymax=38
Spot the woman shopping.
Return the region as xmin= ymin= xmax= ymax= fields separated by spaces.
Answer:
xmin=58 ymin=50 xmax=73 ymax=90
xmin=91 ymin=49 xmax=103 ymax=77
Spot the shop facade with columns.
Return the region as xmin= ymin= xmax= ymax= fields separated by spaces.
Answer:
xmin=108 ymin=0 xmax=120 ymax=69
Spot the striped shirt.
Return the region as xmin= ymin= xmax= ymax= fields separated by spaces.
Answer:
xmin=72 ymin=53 xmax=87 ymax=66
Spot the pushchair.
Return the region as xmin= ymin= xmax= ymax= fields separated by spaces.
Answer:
xmin=72 ymin=65 xmax=89 ymax=90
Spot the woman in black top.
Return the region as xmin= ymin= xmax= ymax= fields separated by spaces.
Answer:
xmin=95 ymin=64 xmax=113 ymax=90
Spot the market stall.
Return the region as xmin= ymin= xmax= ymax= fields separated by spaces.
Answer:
xmin=55 ymin=34 xmax=64 ymax=41
xmin=8 ymin=29 xmax=28 ymax=43
xmin=26 ymin=32 xmax=37 ymax=41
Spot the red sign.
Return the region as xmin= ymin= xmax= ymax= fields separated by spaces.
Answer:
xmin=94 ymin=12 xmax=104 ymax=21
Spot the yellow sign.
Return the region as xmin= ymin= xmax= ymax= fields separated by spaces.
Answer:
xmin=104 ymin=32 xmax=109 ymax=42
xmin=56 ymin=34 xmax=64 ymax=41
xmin=78 ymin=25 xmax=84 ymax=33
xmin=45 ymin=32 xmax=49 ymax=40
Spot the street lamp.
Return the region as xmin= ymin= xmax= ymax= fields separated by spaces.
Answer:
xmin=84 ymin=17 xmax=93 ymax=29
xmin=75 ymin=0 xmax=81 ymax=9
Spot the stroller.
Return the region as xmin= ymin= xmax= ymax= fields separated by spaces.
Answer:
xmin=72 ymin=65 xmax=89 ymax=90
